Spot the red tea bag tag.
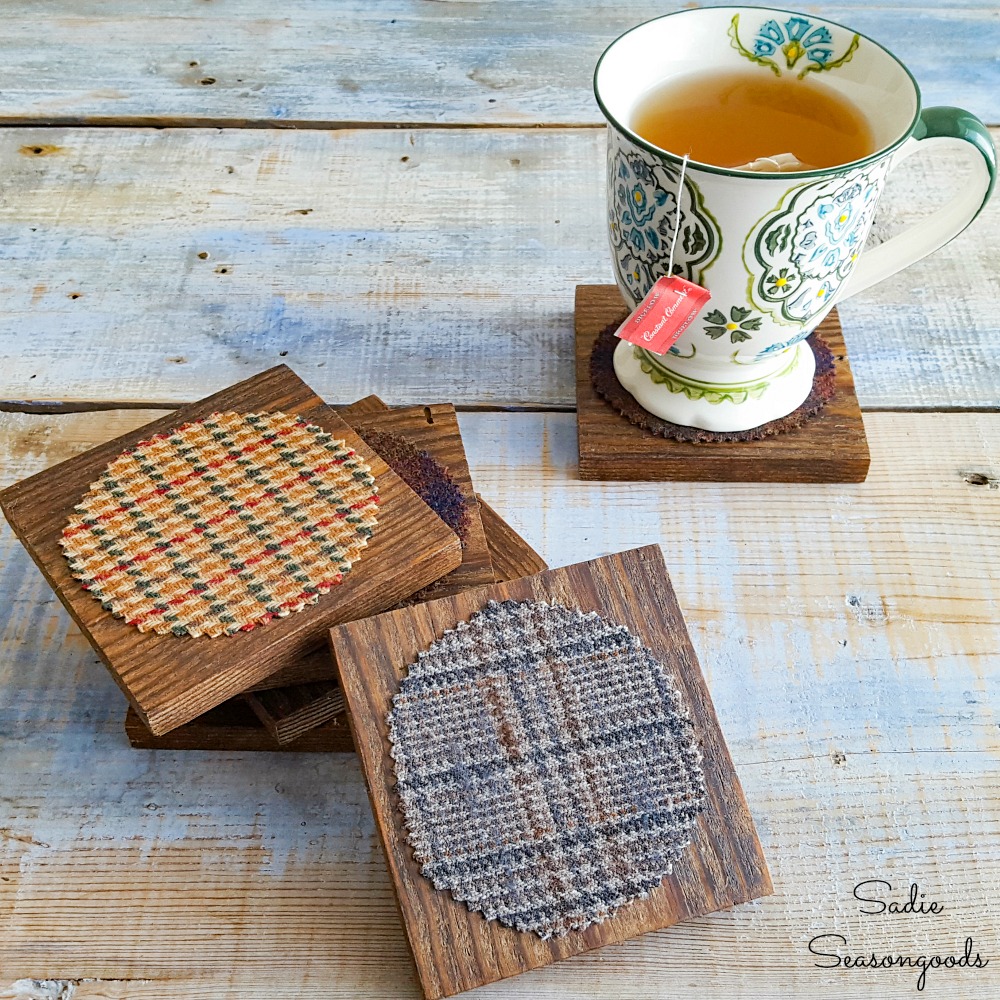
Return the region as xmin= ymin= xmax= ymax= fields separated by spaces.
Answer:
xmin=615 ymin=276 xmax=712 ymax=356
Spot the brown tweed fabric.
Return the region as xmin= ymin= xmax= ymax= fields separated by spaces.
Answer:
xmin=61 ymin=411 xmax=379 ymax=638
xmin=353 ymin=426 xmax=470 ymax=544
xmin=387 ymin=599 xmax=706 ymax=939
xmin=591 ymin=323 xmax=837 ymax=443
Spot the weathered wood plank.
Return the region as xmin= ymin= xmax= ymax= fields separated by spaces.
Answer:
xmin=1 ymin=127 xmax=997 ymax=412
xmin=0 ymin=1 xmax=994 ymax=126
xmin=1 ymin=408 xmax=999 ymax=997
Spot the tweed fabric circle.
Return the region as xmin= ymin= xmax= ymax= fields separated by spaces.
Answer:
xmin=354 ymin=426 xmax=470 ymax=544
xmin=591 ymin=323 xmax=837 ymax=442
xmin=387 ymin=599 xmax=706 ymax=939
xmin=60 ymin=411 xmax=379 ymax=637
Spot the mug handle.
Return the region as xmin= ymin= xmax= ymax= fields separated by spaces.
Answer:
xmin=842 ymin=106 xmax=996 ymax=298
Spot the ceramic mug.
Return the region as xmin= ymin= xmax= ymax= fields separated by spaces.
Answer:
xmin=595 ymin=6 xmax=996 ymax=431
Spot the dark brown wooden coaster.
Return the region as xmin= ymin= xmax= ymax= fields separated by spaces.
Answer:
xmin=329 ymin=545 xmax=771 ymax=999
xmin=125 ymin=490 xmax=548 ymax=752
xmin=0 ymin=366 xmax=462 ymax=735
xmin=476 ymin=494 xmax=547 ymax=582
xmin=124 ymin=702 xmax=354 ymax=753
xmin=575 ymin=284 xmax=870 ymax=482
xmin=245 ymin=680 xmax=345 ymax=744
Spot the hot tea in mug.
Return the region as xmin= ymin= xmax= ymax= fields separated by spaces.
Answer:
xmin=630 ymin=68 xmax=875 ymax=171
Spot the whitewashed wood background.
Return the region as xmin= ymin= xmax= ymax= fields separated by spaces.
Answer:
xmin=1 ymin=3 xmax=998 ymax=998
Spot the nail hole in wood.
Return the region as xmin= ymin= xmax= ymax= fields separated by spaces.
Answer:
xmin=68 ymin=292 xmax=81 ymax=299
xmin=200 ymin=77 xmax=216 ymax=86
xmin=965 ymin=472 xmax=989 ymax=485
xmin=197 ymin=251 xmax=209 ymax=259
xmin=279 ymin=350 xmax=288 ymax=357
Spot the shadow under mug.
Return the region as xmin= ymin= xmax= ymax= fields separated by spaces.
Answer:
xmin=595 ymin=6 xmax=996 ymax=432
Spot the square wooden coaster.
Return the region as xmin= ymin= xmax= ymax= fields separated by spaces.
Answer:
xmin=124 ymin=702 xmax=354 ymax=753
xmin=0 ymin=366 xmax=462 ymax=735
xmin=576 ymin=284 xmax=870 ymax=482
xmin=329 ymin=545 xmax=771 ymax=999
xmin=245 ymin=680 xmax=346 ymax=744
xmin=128 ymin=492 xmax=547 ymax=751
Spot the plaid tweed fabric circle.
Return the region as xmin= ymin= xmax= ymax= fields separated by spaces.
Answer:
xmin=387 ymin=599 xmax=706 ymax=938
xmin=60 ymin=411 xmax=379 ymax=638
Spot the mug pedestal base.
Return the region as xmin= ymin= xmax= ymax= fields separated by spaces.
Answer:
xmin=574 ymin=285 xmax=870 ymax=483
xmin=613 ymin=339 xmax=816 ymax=433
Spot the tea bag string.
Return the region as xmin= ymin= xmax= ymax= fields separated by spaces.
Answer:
xmin=666 ymin=154 xmax=689 ymax=276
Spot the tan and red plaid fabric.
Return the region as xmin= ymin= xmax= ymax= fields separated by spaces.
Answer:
xmin=387 ymin=599 xmax=706 ymax=939
xmin=61 ymin=410 xmax=379 ymax=638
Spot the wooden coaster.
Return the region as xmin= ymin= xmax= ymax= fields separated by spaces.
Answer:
xmin=245 ymin=681 xmax=345 ymax=744
xmin=124 ymin=702 xmax=354 ymax=753
xmin=476 ymin=494 xmax=546 ymax=582
xmin=127 ymin=491 xmax=547 ymax=752
xmin=329 ymin=545 xmax=771 ymax=999
xmin=575 ymin=284 xmax=870 ymax=482
xmin=0 ymin=366 xmax=462 ymax=735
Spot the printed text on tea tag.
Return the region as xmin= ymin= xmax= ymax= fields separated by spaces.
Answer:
xmin=614 ymin=275 xmax=712 ymax=356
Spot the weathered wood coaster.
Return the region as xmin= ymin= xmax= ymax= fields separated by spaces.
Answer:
xmin=329 ymin=545 xmax=771 ymax=999
xmin=243 ymin=394 xmax=501 ymax=743
xmin=126 ymin=493 xmax=547 ymax=751
xmin=476 ymin=494 xmax=546 ymax=582
xmin=576 ymin=284 xmax=870 ymax=482
xmin=0 ymin=366 xmax=462 ymax=735
xmin=245 ymin=681 xmax=345 ymax=744
xmin=125 ymin=702 xmax=354 ymax=753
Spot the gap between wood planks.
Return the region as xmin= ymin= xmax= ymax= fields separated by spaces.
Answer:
xmin=0 ymin=117 xmax=611 ymax=131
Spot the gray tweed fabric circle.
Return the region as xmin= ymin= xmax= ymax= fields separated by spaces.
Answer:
xmin=387 ymin=598 xmax=707 ymax=939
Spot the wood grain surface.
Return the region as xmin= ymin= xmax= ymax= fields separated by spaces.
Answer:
xmin=0 ymin=367 xmax=462 ymax=734
xmin=477 ymin=495 xmax=547 ymax=582
xmin=0 ymin=1 xmax=993 ymax=125
xmin=125 ymin=700 xmax=354 ymax=753
xmin=1 ymin=3 xmax=998 ymax=995
xmin=330 ymin=546 xmax=771 ymax=998
xmin=0 ymin=126 xmax=997 ymax=411
xmin=576 ymin=287 xmax=870 ymax=482
xmin=2 ymin=407 xmax=999 ymax=997
xmin=244 ymin=682 xmax=346 ymax=745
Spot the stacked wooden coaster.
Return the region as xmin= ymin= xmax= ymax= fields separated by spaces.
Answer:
xmin=0 ymin=365 xmax=545 ymax=754
xmin=0 ymin=364 xmax=771 ymax=996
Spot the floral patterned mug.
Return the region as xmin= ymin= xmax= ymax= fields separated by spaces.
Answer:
xmin=595 ymin=6 xmax=996 ymax=431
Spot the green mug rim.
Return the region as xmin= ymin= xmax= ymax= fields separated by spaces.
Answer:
xmin=593 ymin=4 xmax=924 ymax=180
